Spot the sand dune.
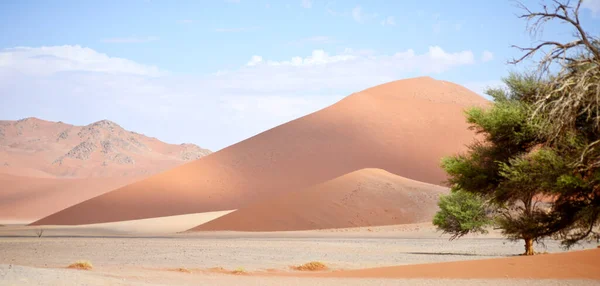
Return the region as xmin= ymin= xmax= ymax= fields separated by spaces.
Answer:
xmin=191 ymin=168 xmax=447 ymax=231
xmin=0 ymin=211 xmax=233 ymax=235
xmin=315 ymin=248 xmax=600 ymax=280
xmin=33 ymin=77 xmax=489 ymax=225
xmin=0 ymin=173 xmax=141 ymax=223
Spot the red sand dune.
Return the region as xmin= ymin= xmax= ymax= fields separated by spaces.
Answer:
xmin=0 ymin=173 xmax=141 ymax=222
xmin=191 ymin=168 xmax=448 ymax=231
xmin=313 ymin=248 xmax=600 ymax=280
xmin=33 ymin=77 xmax=489 ymax=226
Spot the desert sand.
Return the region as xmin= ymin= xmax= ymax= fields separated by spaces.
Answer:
xmin=0 ymin=117 xmax=211 ymax=223
xmin=192 ymin=168 xmax=448 ymax=231
xmin=0 ymin=223 xmax=597 ymax=285
xmin=33 ymin=77 xmax=489 ymax=226
xmin=0 ymin=173 xmax=141 ymax=223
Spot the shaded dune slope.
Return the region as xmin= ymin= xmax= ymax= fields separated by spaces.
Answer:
xmin=0 ymin=173 xmax=140 ymax=222
xmin=191 ymin=168 xmax=448 ymax=232
xmin=33 ymin=77 xmax=488 ymax=225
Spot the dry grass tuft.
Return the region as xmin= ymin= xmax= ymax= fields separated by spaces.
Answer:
xmin=67 ymin=260 xmax=93 ymax=270
xmin=292 ymin=261 xmax=328 ymax=271
xmin=230 ymin=267 xmax=247 ymax=275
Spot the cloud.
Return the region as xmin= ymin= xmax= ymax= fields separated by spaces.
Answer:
xmin=582 ymin=0 xmax=600 ymax=16
xmin=0 ymin=45 xmax=163 ymax=76
xmin=214 ymin=26 xmax=260 ymax=32
xmin=301 ymin=0 xmax=311 ymax=8
xmin=352 ymin=6 xmax=378 ymax=23
xmin=246 ymin=55 xmax=263 ymax=66
xmin=247 ymin=50 xmax=356 ymax=67
xmin=380 ymin=16 xmax=396 ymax=26
xmin=101 ymin=36 xmax=159 ymax=43
xmin=1 ymin=45 xmax=477 ymax=151
xmin=481 ymin=50 xmax=494 ymax=63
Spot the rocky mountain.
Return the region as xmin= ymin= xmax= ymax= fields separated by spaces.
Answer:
xmin=0 ymin=117 xmax=211 ymax=178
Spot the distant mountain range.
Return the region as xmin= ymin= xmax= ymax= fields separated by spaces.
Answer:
xmin=0 ymin=117 xmax=211 ymax=178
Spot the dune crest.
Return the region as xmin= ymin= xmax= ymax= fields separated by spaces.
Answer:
xmin=33 ymin=77 xmax=489 ymax=226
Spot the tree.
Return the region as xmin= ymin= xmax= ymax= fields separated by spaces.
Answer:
xmin=433 ymin=190 xmax=492 ymax=241
xmin=434 ymin=0 xmax=600 ymax=253
xmin=510 ymin=0 xmax=600 ymax=247
xmin=434 ymin=73 xmax=553 ymax=255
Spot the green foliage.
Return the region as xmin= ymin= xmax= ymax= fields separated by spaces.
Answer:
xmin=433 ymin=190 xmax=492 ymax=240
xmin=435 ymin=73 xmax=553 ymax=254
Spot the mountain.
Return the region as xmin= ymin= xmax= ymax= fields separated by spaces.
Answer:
xmin=32 ymin=76 xmax=489 ymax=226
xmin=0 ymin=118 xmax=211 ymax=222
xmin=190 ymin=168 xmax=448 ymax=231
xmin=0 ymin=118 xmax=211 ymax=178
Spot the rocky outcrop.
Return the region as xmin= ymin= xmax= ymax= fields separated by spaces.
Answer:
xmin=2 ymin=117 xmax=211 ymax=177
xmin=179 ymin=144 xmax=212 ymax=161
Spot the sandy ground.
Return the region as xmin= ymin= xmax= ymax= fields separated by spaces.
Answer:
xmin=0 ymin=222 xmax=598 ymax=285
xmin=0 ymin=211 xmax=234 ymax=236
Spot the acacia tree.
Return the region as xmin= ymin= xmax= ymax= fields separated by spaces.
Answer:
xmin=510 ymin=0 xmax=600 ymax=247
xmin=435 ymin=73 xmax=555 ymax=255
xmin=435 ymin=0 xmax=600 ymax=254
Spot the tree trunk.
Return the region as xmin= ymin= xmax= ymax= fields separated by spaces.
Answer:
xmin=524 ymin=237 xmax=534 ymax=255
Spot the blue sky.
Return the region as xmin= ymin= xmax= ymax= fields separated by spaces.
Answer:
xmin=1 ymin=0 xmax=599 ymax=151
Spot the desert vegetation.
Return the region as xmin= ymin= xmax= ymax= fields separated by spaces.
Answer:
xmin=291 ymin=261 xmax=329 ymax=271
xmin=67 ymin=260 xmax=93 ymax=271
xmin=434 ymin=0 xmax=599 ymax=255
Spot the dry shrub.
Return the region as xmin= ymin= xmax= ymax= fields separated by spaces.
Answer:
xmin=68 ymin=260 xmax=93 ymax=270
xmin=292 ymin=261 xmax=328 ymax=271
xmin=230 ymin=267 xmax=247 ymax=275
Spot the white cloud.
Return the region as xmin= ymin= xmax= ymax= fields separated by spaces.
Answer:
xmin=1 ymin=45 xmax=477 ymax=150
xmin=248 ymin=50 xmax=356 ymax=67
xmin=246 ymin=55 xmax=263 ymax=66
xmin=352 ymin=6 xmax=378 ymax=23
xmin=582 ymin=0 xmax=600 ymax=16
xmin=0 ymin=45 xmax=163 ymax=76
xmin=380 ymin=16 xmax=396 ymax=26
xmin=481 ymin=50 xmax=494 ymax=63
xmin=301 ymin=0 xmax=312 ymax=8
xmin=215 ymin=26 xmax=260 ymax=32
xmin=101 ymin=36 xmax=159 ymax=43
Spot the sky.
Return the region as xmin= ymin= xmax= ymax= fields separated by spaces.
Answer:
xmin=1 ymin=0 xmax=599 ymax=151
